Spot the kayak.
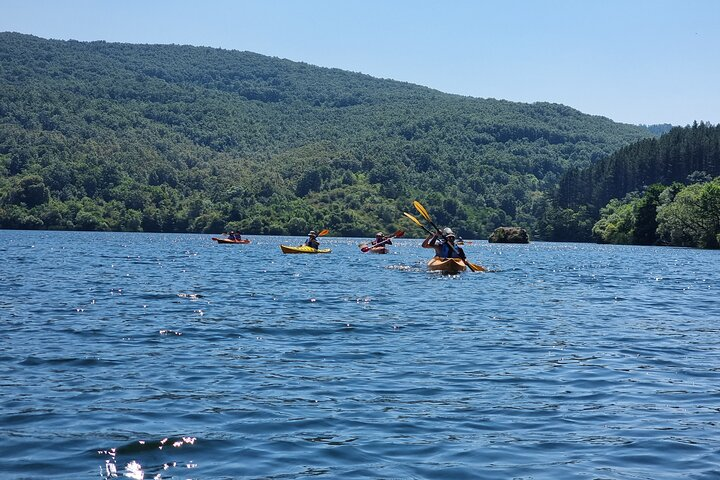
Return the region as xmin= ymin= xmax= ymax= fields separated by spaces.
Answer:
xmin=427 ymin=256 xmax=467 ymax=273
xmin=359 ymin=244 xmax=388 ymax=254
xmin=280 ymin=245 xmax=331 ymax=254
xmin=212 ymin=237 xmax=251 ymax=244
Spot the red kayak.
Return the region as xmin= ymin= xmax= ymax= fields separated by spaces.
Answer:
xmin=212 ymin=237 xmax=251 ymax=244
xmin=359 ymin=230 xmax=404 ymax=254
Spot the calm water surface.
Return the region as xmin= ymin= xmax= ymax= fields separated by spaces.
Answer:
xmin=1 ymin=230 xmax=719 ymax=479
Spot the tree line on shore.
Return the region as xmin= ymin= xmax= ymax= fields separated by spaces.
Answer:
xmin=548 ymin=122 xmax=720 ymax=248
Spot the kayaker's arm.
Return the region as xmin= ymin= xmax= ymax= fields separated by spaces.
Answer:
xmin=421 ymin=233 xmax=438 ymax=248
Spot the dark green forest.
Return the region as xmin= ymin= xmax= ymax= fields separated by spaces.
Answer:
xmin=1 ymin=33 xmax=655 ymax=238
xmin=557 ymin=122 xmax=720 ymax=212
xmin=552 ymin=123 xmax=720 ymax=247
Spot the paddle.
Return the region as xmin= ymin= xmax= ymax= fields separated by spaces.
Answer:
xmin=403 ymin=211 xmax=435 ymax=236
xmin=413 ymin=201 xmax=441 ymax=233
xmin=359 ymin=230 xmax=404 ymax=252
xmin=411 ymin=201 xmax=487 ymax=272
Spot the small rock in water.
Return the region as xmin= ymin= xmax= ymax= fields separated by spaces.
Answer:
xmin=488 ymin=226 xmax=530 ymax=243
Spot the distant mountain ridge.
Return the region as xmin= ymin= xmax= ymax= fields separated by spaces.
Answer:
xmin=0 ymin=32 xmax=653 ymax=237
xmin=640 ymin=124 xmax=674 ymax=136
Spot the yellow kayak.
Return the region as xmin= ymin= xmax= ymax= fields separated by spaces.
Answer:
xmin=280 ymin=245 xmax=331 ymax=254
xmin=427 ymin=257 xmax=467 ymax=273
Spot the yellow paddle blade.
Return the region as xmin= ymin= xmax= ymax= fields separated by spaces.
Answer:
xmin=413 ymin=200 xmax=432 ymax=222
xmin=467 ymin=261 xmax=487 ymax=272
xmin=318 ymin=229 xmax=330 ymax=236
xmin=403 ymin=212 xmax=423 ymax=227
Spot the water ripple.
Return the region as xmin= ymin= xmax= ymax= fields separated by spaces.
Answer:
xmin=1 ymin=232 xmax=719 ymax=479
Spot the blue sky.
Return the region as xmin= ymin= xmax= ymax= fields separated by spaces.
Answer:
xmin=2 ymin=0 xmax=718 ymax=126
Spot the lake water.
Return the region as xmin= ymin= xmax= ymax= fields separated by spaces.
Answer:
xmin=1 ymin=230 xmax=719 ymax=479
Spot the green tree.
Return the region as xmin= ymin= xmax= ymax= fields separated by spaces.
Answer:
xmin=632 ymin=184 xmax=665 ymax=245
xmin=657 ymin=179 xmax=720 ymax=248
xmin=592 ymin=198 xmax=635 ymax=244
xmin=6 ymin=175 xmax=50 ymax=207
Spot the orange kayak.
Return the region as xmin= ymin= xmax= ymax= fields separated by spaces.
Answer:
xmin=427 ymin=257 xmax=467 ymax=273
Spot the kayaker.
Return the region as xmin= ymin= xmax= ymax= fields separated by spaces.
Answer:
xmin=366 ymin=231 xmax=392 ymax=253
xmin=372 ymin=232 xmax=392 ymax=248
xmin=228 ymin=231 xmax=242 ymax=241
xmin=422 ymin=227 xmax=466 ymax=259
xmin=304 ymin=230 xmax=320 ymax=249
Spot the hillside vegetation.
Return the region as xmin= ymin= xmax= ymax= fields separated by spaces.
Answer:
xmin=551 ymin=123 xmax=720 ymax=247
xmin=0 ymin=33 xmax=653 ymax=237
xmin=557 ymin=122 xmax=720 ymax=212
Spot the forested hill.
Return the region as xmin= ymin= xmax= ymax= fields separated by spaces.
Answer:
xmin=0 ymin=32 xmax=653 ymax=237
xmin=557 ymin=122 xmax=720 ymax=211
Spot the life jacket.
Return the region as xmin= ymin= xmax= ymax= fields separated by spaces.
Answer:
xmin=438 ymin=241 xmax=461 ymax=258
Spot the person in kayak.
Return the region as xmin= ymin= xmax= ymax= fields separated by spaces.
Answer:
xmin=422 ymin=227 xmax=466 ymax=259
xmin=304 ymin=230 xmax=320 ymax=249
xmin=372 ymin=232 xmax=392 ymax=248
xmin=228 ymin=230 xmax=242 ymax=241
xmin=364 ymin=231 xmax=392 ymax=253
